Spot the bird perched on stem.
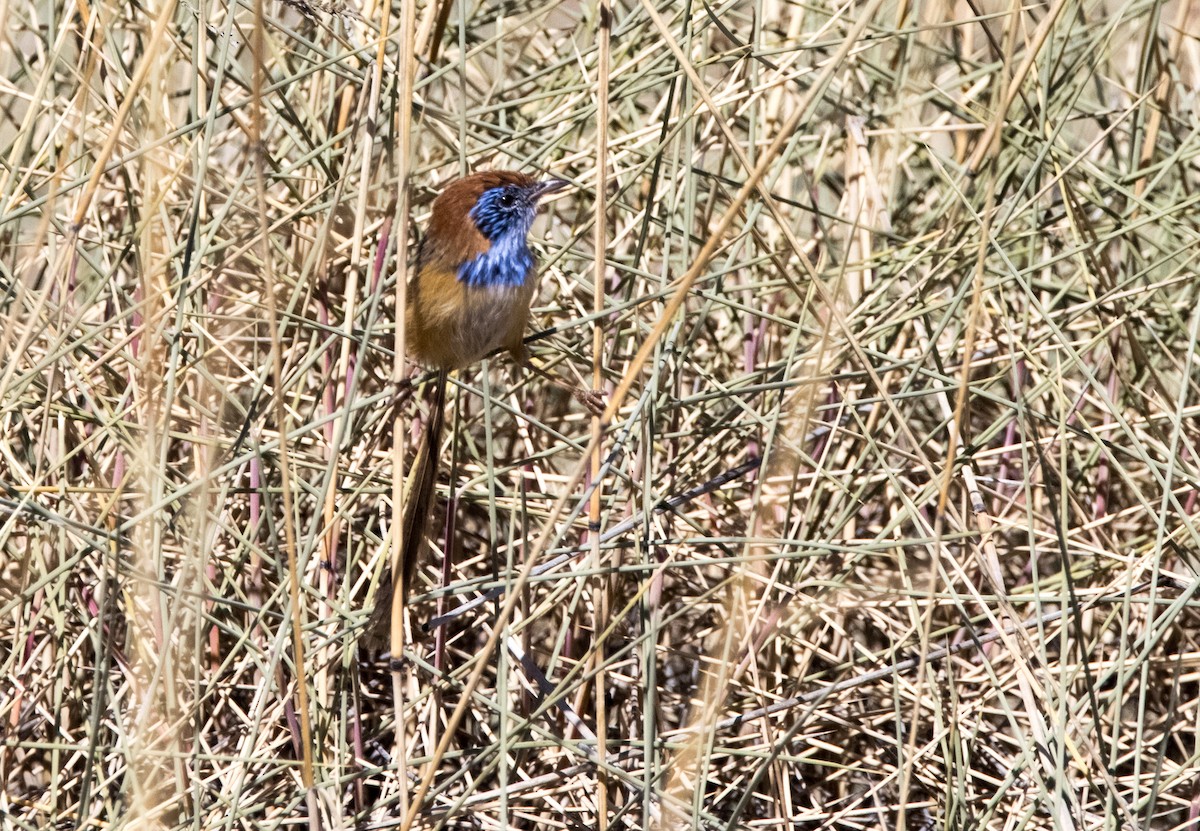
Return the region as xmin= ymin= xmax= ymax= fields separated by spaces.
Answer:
xmin=366 ymin=171 xmax=584 ymax=645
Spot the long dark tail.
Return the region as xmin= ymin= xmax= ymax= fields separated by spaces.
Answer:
xmin=364 ymin=370 xmax=446 ymax=647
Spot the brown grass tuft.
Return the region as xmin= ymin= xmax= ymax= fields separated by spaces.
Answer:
xmin=4 ymin=0 xmax=1200 ymax=828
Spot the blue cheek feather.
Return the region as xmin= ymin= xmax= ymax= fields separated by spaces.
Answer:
xmin=458 ymin=188 xmax=537 ymax=288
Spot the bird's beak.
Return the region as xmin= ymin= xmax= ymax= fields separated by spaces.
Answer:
xmin=531 ymin=178 xmax=569 ymax=200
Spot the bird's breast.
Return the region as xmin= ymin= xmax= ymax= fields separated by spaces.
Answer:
xmin=407 ymin=262 xmax=537 ymax=369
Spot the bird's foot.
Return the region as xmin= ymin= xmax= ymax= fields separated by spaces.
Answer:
xmin=519 ymin=357 xmax=606 ymax=415
xmin=574 ymin=387 xmax=606 ymax=417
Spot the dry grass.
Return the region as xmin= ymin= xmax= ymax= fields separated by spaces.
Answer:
xmin=4 ymin=0 xmax=1200 ymax=828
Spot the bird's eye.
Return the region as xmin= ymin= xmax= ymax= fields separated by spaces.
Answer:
xmin=498 ymin=190 xmax=516 ymax=208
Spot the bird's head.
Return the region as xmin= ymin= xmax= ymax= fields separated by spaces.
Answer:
xmin=425 ymin=171 xmax=567 ymax=288
xmin=468 ymin=175 xmax=567 ymax=241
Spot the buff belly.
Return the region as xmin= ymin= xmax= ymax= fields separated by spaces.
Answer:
xmin=406 ymin=271 xmax=536 ymax=370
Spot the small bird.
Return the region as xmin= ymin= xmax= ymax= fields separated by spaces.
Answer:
xmin=406 ymin=171 xmax=567 ymax=371
xmin=366 ymin=171 xmax=572 ymax=645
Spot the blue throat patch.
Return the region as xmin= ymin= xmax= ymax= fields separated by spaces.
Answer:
xmin=458 ymin=188 xmax=537 ymax=288
xmin=457 ymin=233 xmax=535 ymax=288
